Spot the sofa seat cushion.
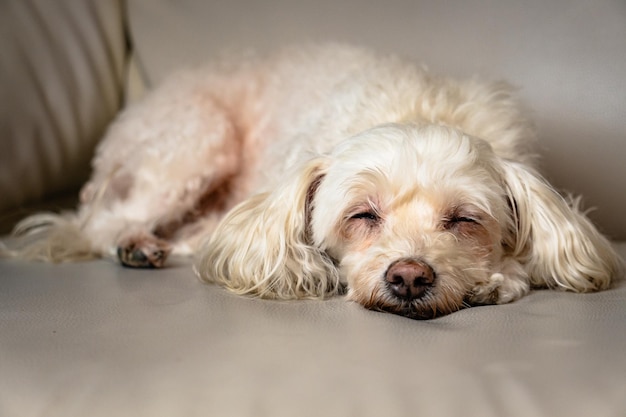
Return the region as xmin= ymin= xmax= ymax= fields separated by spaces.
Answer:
xmin=1 ymin=243 xmax=624 ymax=416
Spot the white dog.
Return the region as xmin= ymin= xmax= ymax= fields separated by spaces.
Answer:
xmin=8 ymin=45 xmax=622 ymax=319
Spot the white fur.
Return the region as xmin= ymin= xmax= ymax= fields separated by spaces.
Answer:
xmin=4 ymin=45 xmax=622 ymax=319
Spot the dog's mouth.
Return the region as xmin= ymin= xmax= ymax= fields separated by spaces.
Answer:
xmin=373 ymin=300 xmax=439 ymax=320
xmin=366 ymin=293 xmax=461 ymax=320
xmin=359 ymin=282 xmax=467 ymax=320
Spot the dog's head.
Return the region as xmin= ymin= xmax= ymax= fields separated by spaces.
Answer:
xmin=196 ymin=124 xmax=620 ymax=319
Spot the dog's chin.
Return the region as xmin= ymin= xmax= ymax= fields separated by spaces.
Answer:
xmin=354 ymin=286 xmax=466 ymax=320
xmin=371 ymin=301 xmax=441 ymax=320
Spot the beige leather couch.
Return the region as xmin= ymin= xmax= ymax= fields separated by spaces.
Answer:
xmin=1 ymin=1 xmax=625 ymax=416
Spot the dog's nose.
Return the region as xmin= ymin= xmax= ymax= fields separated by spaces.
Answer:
xmin=385 ymin=259 xmax=435 ymax=301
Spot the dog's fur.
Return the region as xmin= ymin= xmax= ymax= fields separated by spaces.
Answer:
xmin=5 ymin=45 xmax=622 ymax=319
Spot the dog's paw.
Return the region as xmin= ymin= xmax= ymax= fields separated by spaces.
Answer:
xmin=468 ymin=272 xmax=530 ymax=305
xmin=466 ymin=258 xmax=530 ymax=305
xmin=116 ymin=234 xmax=171 ymax=268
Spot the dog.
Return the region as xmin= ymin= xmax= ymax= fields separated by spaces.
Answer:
xmin=6 ymin=45 xmax=622 ymax=319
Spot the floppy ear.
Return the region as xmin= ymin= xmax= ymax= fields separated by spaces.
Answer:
xmin=194 ymin=157 xmax=342 ymax=299
xmin=500 ymin=160 xmax=622 ymax=292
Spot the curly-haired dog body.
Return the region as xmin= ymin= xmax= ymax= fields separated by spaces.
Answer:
xmin=8 ymin=45 xmax=621 ymax=319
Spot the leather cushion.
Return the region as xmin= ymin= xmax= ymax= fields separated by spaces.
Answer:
xmin=1 ymin=244 xmax=625 ymax=416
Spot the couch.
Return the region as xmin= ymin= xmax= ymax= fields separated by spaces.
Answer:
xmin=1 ymin=1 xmax=625 ymax=416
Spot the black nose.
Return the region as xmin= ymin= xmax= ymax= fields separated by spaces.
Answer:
xmin=385 ymin=259 xmax=436 ymax=301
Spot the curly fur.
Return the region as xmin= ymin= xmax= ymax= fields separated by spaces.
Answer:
xmin=3 ymin=44 xmax=622 ymax=319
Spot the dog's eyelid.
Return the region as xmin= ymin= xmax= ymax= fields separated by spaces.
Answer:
xmin=449 ymin=204 xmax=485 ymax=220
xmin=349 ymin=211 xmax=380 ymax=221
xmin=443 ymin=207 xmax=484 ymax=228
xmin=452 ymin=216 xmax=476 ymax=223
xmin=346 ymin=199 xmax=383 ymax=221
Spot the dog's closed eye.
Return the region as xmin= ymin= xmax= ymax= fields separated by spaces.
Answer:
xmin=340 ymin=206 xmax=384 ymax=243
xmin=445 ymin=215 xmax=478 ymax=227
xmin=350 ymin=211 xmax=380 ymax=222
xmin=442 ymin=210 xmax=486 ymax=238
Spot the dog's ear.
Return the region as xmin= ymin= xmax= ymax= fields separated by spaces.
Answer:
xmin=194 ymin=157 xmax=342 ymax=299
xmin=499 ymin=160 xmax=622 ymax=291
